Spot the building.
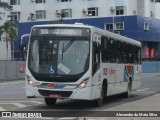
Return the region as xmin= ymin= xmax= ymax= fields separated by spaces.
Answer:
xmin=0 ymin=0 xmax=11 ymax=60
xmin=9 ymin=0 xmax=160 ymax=62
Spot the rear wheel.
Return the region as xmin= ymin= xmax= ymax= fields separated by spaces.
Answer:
xmin=123 ymin=80 xmax=132 ymax=98
xmin=45 ymin=98 xmax=57 ymax=106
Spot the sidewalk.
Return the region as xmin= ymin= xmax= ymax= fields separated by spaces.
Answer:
xmin=142 ymin=72 xmax=160 ymax=78
xmin=84 ymin=93 xmax=160 ymax=120
xmin=106 ymin=93 xmax=160 ymax=111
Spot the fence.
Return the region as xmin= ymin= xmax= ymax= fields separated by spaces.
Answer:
xmin=0 ymin=60 xmax=159 ymax=81
xmin=0 ymin=61 xmax=25 ymax=81
xmin=142 ymin=61 xmax=160 ymax=73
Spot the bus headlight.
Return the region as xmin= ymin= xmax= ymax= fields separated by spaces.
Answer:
xmin=78 ymin=77 xmax=90 ymax=89
xmin=27 ymin=79 xmax=34 ymax=86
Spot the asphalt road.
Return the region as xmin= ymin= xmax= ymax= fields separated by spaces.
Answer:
xmin=0 ymin=73 xmax=160 ymax=120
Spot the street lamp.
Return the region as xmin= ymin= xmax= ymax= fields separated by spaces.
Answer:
xmin=75 ymin=8 xmax=92 ymax=23
xmin=56 ymin=11 xmax=65 ymax=24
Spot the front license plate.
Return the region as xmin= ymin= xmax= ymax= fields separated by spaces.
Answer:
xmin=49 ymin=94 xmax=61 ymax=98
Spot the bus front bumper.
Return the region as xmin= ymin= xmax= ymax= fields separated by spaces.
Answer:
xmin=26 ymin=84 xmax=92 ymax=100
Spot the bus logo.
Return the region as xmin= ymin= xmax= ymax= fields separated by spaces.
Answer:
xmin=49 ymin=66 xmax=55 ymax=74
xmin=124 ymin=65 xmax=134 ymax=82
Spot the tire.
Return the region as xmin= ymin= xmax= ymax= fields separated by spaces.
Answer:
xmin=45 ymin=98 xmax=57 ymax=106
xmin=94 ymin=84 xmax=104 ymax=107
xmin=123 ymin=80 xmax=132 ymax=98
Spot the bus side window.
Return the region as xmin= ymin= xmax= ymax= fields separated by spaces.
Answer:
xmin=108 ymin=38 xmax=115 ymax=63
xmin=138 ymin=47 xmax=141 ymax=64
xmin=128 ymin=44 xmax=133 ymax=63
xmin=101 ymin=36 xmax=108 ymax=62
xmin=115 ymin=41 xmax=122 ymax=63
xmin=93 ymin=42 xmax=100 ymax=75
xmin=122 ymin=42 xmax=127 ymax=63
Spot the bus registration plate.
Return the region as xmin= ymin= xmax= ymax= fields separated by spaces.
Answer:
xmin=49 ymin=94 xmax=61 ymax=98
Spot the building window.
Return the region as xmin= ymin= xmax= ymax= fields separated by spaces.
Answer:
xmin=115 ymin=22 xmax=124 ymax=30
xmin=61 ymin=9 xmax=72 ymax=18
xmin=105 ymin=23 xmax=113 ymax=31
xmin=61 ymin=0 xmax=71 ymax=2
xmin=150 ymin=11 xmax=154 ymax=17
xmin=10 ymin=0 xmax=20 ymax=5
xmin=87 ymin=7 xmax=98 ymax=16
xmin=10 ymin=12 xmax=20 ymax=21
xmin=35 ymin=10 xmax=46 ymax=19
xmin=144 ymin=23 xmax=149 ymax=31
xmin=35 ymin=0 xmax=45 ymax=3
xmin=116 ymin=6 xmax=124 ymax=15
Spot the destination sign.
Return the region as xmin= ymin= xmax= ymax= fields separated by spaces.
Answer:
xmin=31 ymin=27 xmax=90 ymax=37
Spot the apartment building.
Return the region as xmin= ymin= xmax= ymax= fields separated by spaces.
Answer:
xmin=7 ymin=0 xmax=160 ymax=60
xmin=0 ymin=0 xmax=11 ymax=60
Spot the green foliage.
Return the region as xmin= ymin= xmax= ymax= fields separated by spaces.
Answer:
xmin=155 ymin=0 xmax=160 ymax=2
xmin=0 ymin=2 xmax=12 ymax=10
xmin=0 ymin=21 xmax=18 ymax=43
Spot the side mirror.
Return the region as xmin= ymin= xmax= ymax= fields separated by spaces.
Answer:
xmin=19 ymin=44 xmax=26 ymax=51
xmin=21 ymin=34 xmax=29 ymax=45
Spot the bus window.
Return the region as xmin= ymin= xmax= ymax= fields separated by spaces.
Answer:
xmin=108 ymin=38 xmax=115 ymax=63
xmin=93 ymin=42 xmax=100 ymax=75
xmin=138 ymin=47 xmax=141 ymax=64
xmin=101 ymin=36 xmax=108 ymax=62
xmin=122 ymin=42 xmax=128 ymax=63
xmin=128 ymin=44 xmax=133 ymax=63
xmin=115 ymin=41 xmax=122 ymax=63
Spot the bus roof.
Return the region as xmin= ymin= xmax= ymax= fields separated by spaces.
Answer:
xmin=32 ymin=24 xmax=141 ymax=47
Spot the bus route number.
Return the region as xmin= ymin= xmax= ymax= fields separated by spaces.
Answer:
xmin=40 ymin=29 xmax=49 ymax=35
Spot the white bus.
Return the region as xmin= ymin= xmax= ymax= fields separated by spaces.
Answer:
xmin=23 ymin=24 xmax=142 ymax=106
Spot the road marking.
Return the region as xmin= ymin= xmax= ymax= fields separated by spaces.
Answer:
xmin=59 ymin=117 xmax=78 ymax=120
xmin=132 ymin=91 xmax=155 ymax=94
xmin=0 ymin=106 xmax=5 ymax=111
xmin=0 ymin=100 xmax=43 ymax=111
xmin=0 ymin=100 xmax=43 ymax=103
xmin=12 ymin=103 xmax=26 ymax=108
xmin=136 ymin=88 xmax=150 ymax=92
xmin=0 ymin=92 xmax=25 ymax=95
xmin=0 ymin=81 xmax=24 ymax=86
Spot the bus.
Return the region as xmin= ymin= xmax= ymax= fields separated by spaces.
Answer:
xmin=22 ymin=24 xmax=142 ymax=106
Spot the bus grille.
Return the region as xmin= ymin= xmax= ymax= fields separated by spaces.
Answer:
xmin=38 ymin=89 xmax=73 ymax=97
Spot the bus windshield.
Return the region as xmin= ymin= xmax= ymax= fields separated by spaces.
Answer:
xmin=28 ymin=36 xmax=90 ymax=76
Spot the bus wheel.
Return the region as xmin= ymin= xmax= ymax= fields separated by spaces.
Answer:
xmin=123 ymin=80 xmax=132 ymax=98
xmin=94 ymin=85 xmax=104 ymax=107
xmin=45 ymin=98 xmax=57 ymax=106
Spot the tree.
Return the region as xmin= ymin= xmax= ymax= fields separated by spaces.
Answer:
xmin=0 ymin=2 xmax=17 ymax=60
xmin=155 ymin=0 xmax=160 ymax=2
xmin=0 ymin=21 xmax=18 ymax=60
xmin=0 ymin=1 xmax=12 ymax=20
xmin=0 ymin=2 xmax=12 ymax=10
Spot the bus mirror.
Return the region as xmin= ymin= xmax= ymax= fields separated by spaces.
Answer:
xmin=21 ymin=34 xmax=29 ymax=45
xmin=19 ymin=44 xmax=27 ymax=51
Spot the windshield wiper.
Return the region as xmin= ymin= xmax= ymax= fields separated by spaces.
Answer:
xmin=62 ymin=39 xmax=75 ymax=60
xmin=62 ymin=39 xmax=75 ymax=52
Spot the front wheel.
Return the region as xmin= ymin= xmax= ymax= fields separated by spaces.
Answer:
xmin=45 ymin=98 xmax=57 ymax=106
xmin=94 ymin=86 xmax=104 ymax=107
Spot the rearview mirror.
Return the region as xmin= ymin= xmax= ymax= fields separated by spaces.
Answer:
xmin=21 ymin=34 xmax=29 ymax=44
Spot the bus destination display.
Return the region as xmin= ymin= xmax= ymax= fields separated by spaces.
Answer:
xmin=32 ymin=27 xmax=90 ymax=37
